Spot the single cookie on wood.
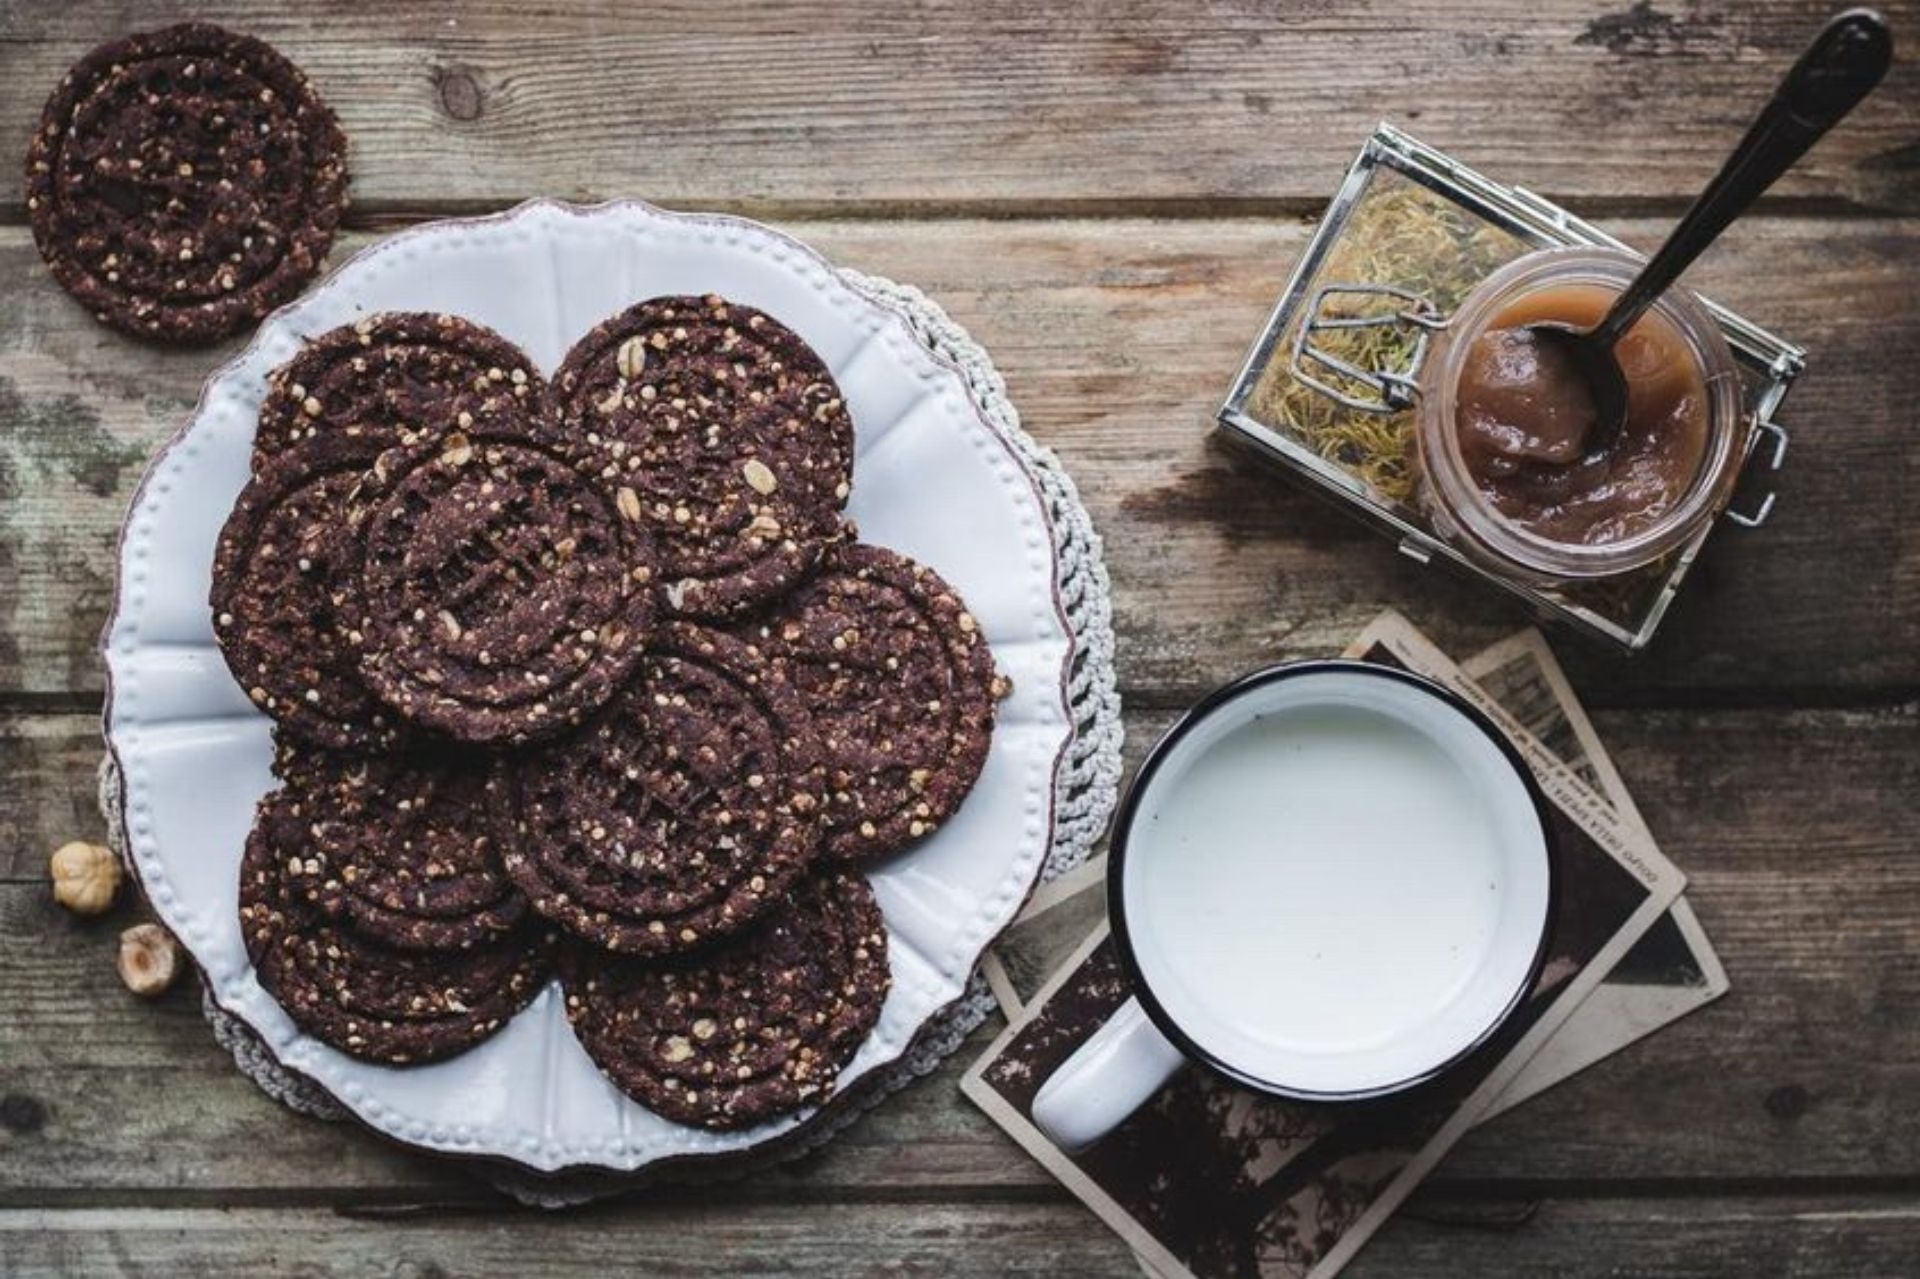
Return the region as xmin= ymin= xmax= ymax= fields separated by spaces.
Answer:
xmin=211 ymin=433 xmax=405 ymax=753
xmin=338 ymin=423 xmax=659 ymax=746
xmin=25 ymin=22 xmax=348 ymax=344
xmin=746 ymin=543 xmax=1002 ymax=863
xmin=271 ymin=740 xmax=528 ymax=952
xmin=253 ymin=312 xmax=543 ymax=466
xmin=501 ymin=623 xmax=823 ymax=955
xmin=240 ymin=786 xmax=553 ymax=1065
xmin=562 ymin=870 xmax=889 ymax=1130
xmin=549 ymin=294 xmax=854 ymax=619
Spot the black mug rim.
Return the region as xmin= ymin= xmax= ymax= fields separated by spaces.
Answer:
xmin=1104 ymin=658 xmax=1559 ymax=1103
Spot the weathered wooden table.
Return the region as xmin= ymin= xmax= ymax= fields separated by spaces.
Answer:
xmin=2 ymin=2 xmax=1916 ymax=1274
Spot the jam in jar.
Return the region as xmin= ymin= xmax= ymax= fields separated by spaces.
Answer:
xmin=1416 ymin=249 xmax=1744 ymax=580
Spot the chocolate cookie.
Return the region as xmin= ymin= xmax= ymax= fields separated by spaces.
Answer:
xmin=562 ymin=870 xmax=889 ymax=1130
xmin=270 ymin=741 xmax=527 ymax=952
xmin=747 ymin=543 xmax=1002 ymax=863
xmin=501 ymin=623 xmax=823 ymax=955
xmin=240 ymin=786 xmax=553 ymax=1065
xmin=211 ymin=433 xmax=403 ymax=752
xmin=25 ymin=23 xmax=348 ymax=345
xmin=340 ymin=424 xmax=657 ymax=746
xmin=549 ymin=294 xmax=853 ymax=619
xmin=253 ymin=313 xmax=542 ymax=466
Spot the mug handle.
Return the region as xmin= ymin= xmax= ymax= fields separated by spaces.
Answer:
xmin=1031 ymin=996 xmax=1188 ymax=1152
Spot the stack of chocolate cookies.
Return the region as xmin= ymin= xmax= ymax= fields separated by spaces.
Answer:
xmin=214 ymin=295 xmax=1005 ymax=1131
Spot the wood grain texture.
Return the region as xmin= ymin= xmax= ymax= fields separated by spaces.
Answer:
xmin=1 ymin=216 xmax=1915 ymax=703
xmin=2 ymin=0 xmax=1917 ymax=1269
xmin=3 ymin=1196 xmax=1919 ymax=1277
xmin=1 ymin=0 xmax=1915 ymax=215
xmin=2 ymin=700 xmax=1913 ymax=1194
xmin=0 ymin=711 xmax=103 ymax=869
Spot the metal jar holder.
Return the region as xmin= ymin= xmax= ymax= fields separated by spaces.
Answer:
xmin=1218 ymin=125 xmax=1805 ymax=652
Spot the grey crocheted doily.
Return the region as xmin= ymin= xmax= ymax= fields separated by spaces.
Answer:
xmin=100 ymin=269 xmax=1123 ymax=1206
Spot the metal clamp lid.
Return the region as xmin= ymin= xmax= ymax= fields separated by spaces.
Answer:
xmin=1288 ymin=283 xmax=1447 ymax=415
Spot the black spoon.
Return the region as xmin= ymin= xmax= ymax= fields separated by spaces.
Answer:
xmin=1516 ymin=8 xmax=1892 ymax=464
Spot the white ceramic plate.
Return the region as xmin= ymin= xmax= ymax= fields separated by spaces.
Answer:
xmin=103 ymin=201 xmax=1075 ymax=1173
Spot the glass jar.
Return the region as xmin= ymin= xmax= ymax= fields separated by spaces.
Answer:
xmin=1413 ymin=248 xmax=1745 ymax=582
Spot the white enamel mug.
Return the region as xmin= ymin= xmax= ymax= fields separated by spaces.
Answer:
xmin=1032 ymin=661 xmax=1556 ymax=1152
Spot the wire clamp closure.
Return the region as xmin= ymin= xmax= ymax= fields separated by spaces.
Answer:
xmin=1289 ymin=283 xmax=1447 ymax=415
xmin=1726 ymin=417 xmax=1789 ymax=529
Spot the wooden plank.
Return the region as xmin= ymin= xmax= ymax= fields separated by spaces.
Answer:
xmin=1446 ymin=702 xmax=1920 ymax=1182
xmin=2 ymin=700 xmax=1914 ymax=1193
xmin=2 ymin=1 xmax=1916 ymax=214
xmin=0 ymin=711 xmax=103 ymax=871
xmin=0 ymin=904 xmax=466 ymax=1196
xmin=1 ymin=216 xmax=1915 ymax=702
xmin=3 ymin=1196 xmax=1919 ymax=1277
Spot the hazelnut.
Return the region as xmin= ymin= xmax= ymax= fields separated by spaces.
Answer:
xmin=440 ymin=432 xmax=473 ymax=467
xmin=741 ymin=458 xmax=777 ymax=495
xmin=616 ymin=336 xmax=647 ymax=380
xmin=50 ymin=841 xmax=120 ymax=916
xmin=118 ymin=923 xmax=182 ymax=998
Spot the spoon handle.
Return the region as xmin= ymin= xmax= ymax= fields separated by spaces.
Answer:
xmin=1594 ymin=8 xmax=1893 ymax=348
